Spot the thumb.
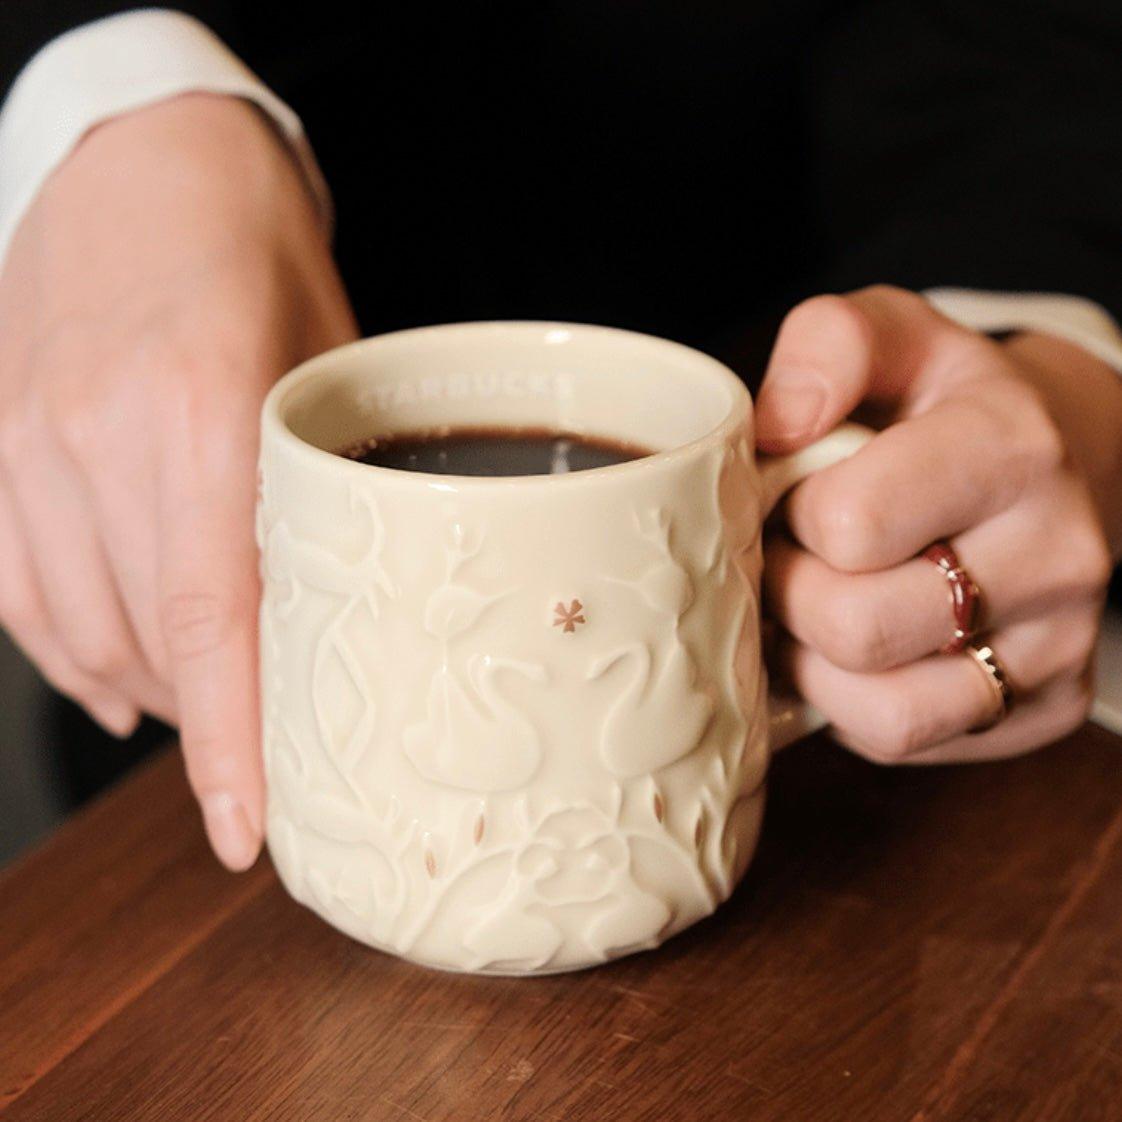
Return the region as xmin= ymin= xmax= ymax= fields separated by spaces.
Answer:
xmin=754 ymin=295 xmax=876 ymax=454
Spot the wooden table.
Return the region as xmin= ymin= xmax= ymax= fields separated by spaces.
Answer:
xmin=2 ymin=726 xmax=1121 ymax=1121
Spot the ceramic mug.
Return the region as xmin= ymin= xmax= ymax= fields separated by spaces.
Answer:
xmin=257 ymin=322 xmax=869 ymax=974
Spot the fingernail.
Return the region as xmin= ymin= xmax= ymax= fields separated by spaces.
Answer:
xmin=200 ymin=791 xmax=261 ymax=872
xmin=755 ymin=370 xmax=828 ymax=444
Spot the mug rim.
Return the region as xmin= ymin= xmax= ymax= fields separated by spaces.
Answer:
xmin=261 ymin=320 xmax=752 ymax=491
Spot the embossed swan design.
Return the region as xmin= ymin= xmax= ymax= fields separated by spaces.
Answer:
xmin=404 ymin=654 xmax=548 ymax=792
xmin=587 ymin=641 xmax=713 ymax=778
xmin=263 ymin=488 xmax=396 ymax=615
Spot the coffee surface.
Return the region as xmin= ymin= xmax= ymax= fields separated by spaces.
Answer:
xmin=340 ymin=426 xmax=652 ymax=476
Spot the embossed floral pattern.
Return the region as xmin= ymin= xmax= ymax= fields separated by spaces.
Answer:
xmin=460 ymin=801 xmax=675 ymax=971
xmin=516 ymin=806 xmax=629 ymax=904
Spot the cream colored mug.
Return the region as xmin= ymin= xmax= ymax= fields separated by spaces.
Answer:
xmin=257 ymin=322 xmax=869 ymax=974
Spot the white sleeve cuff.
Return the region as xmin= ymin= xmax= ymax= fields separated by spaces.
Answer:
xmin=0 ymin=8 xmax=333 ymax=268
xmin=924 ymin=288 xmax=1122 ymax=375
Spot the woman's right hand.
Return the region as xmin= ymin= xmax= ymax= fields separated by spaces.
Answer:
xmin=0 ymin=93 xmax=357 ymax=869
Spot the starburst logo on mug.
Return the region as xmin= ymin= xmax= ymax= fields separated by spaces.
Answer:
xmin=552 ymin=599 xmax=586 ymax=633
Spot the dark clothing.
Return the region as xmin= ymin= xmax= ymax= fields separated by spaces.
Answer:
xmin=4 ymin=4 xmax=1121 ymax=818
xmin=6 ymin=3 xmax=1122 ymax=369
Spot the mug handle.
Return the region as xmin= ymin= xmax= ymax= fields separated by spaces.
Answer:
xmin=759 ymin=422 xmax=875 ymax=752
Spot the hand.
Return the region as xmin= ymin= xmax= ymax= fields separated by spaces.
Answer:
xmin=0 ymin=94 xmax=357 ymax=866
xmin=756 ymin=286 xmax=1121 ymax=763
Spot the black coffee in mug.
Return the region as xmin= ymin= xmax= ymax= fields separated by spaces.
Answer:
xmin=339 ymin=426 xmax=653 ymax=476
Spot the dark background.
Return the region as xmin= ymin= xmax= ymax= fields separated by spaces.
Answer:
xmin=7 ymin=2 xmax=1122 ymax=340
xmin=1 ymin=2 xmax=1121 ymax=861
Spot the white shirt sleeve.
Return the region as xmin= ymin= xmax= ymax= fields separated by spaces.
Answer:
xmin=925 ymin=288 xmax=1122 ymax=375
xmin=0 ymin=8 xmax=332 ymax=269
xmin=4 ymin=9 xmax=1122 ymax=384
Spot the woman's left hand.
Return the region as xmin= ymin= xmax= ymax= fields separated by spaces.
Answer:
xmin=757 ymin=285 xmax=1122 ymax=763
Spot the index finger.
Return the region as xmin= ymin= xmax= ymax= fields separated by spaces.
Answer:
xmin=765 ymin=287 xmax=1061 ymax=571
xmin=784 ymin=372 xmax=1060 ymax=573
xmin=158 ymin=397 xmax=264 ymax=872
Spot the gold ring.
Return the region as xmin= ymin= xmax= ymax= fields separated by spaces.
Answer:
xmin=965 ymin=643 xmax=1013 ymax=731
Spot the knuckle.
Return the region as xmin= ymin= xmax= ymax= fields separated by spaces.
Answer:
xmin=47 ymin=381 xmax=102 ymax=463
xmin=861 ymin=692 xmax=926 ymax=762
xmin=947 ymin=332 xmax=1000 ymax=378
xmin=821 ymin=591 xmax=892 ymax=671
xmin=853 ymin=283 xmax=923 ymax=311
xmin=1056 ymin=612 xmax=1102 ymax=680
xmin=162 ymin=592 xmax=234 ymax=660
xmin=68 ymin=629 xmax=132 ymax=680
xmin=1013 ymin=382 xmax=1066 ymax=472
xmin=1067 ymin=519 xmax=1113 ymax=595
xmin=808 ymin=493 xmax=883 ymax=573
xmin=53 ymin=364 xmax=136 ymax=458
xmin=160 ymin=374 xmax=250 ymax=477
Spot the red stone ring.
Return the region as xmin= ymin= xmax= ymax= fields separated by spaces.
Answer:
xmin=923 ymin=541 xmax=981 ymax=655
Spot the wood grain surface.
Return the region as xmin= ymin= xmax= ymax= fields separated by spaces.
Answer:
xmin=2 ymin=726 xmax=1121 ymax=1121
